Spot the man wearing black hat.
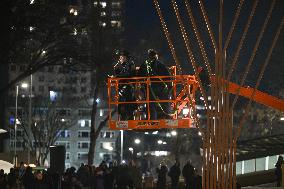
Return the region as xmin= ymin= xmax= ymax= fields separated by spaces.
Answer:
xmin=113 ymin=50 xmax=136 ymax=120
xmin=138 ymin=49 xmax=172 ymax=119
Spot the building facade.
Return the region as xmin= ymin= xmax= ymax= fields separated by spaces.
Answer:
xmin=5 ymin=63 xmax=119 ymax=167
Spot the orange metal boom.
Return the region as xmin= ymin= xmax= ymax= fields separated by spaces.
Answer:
xmin=227 ymin=81 xmax=284 ymax=112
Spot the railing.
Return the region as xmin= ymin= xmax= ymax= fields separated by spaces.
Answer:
xmin=107 ymin=75 xmax=198 ymax=130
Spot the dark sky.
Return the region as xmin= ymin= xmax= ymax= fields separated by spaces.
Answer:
xmin=123 ymin=0 xmax=284 ymax=96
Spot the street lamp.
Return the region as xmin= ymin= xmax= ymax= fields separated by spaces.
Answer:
xmin=134 ymin=138 xmax=141 ymax=144
xmin=21 ymin=83 xmax=28 ymax=89
xmin=171 ymin=130 xmax=177 ymax=136
xmin=13 ymin=78 xmax=33 ymax=166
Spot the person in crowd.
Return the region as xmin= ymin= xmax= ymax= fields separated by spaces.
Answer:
xmin=104 ymin=162 xmax=115 ymax=189
xmin=168 ymin=160 xmax=181 ymax=189
xmin=138 ymin=49 xmax=172 ymax=120
xmin=7 ymin=168 xmax=17 ymax=189
xmin=113 ymin=50 xmax=136 ymax=120
xmin=182 ymin=160 xmax=195 ymax=189
xmin=129 ymin=160 xmax=142 ymax=189
xmin=95 ymin=166 xmax=105 ymax=189
xmin=0 ymin=169 xmax=7 ymax=189
xmin=70 ymin=175 xmax=84 ymax=189
xmin=192 ymin=169 xmax=202 ymax=189
xmin=156 ymin=162 xmax=168 ymax=189
xmin=18 ymin=162 xmax=26 ymax=179
xmin=22 ymin=166 xmax=35 ymax=189
xmin=275 ymin=155 xmax=284 ymax=187
xmin=34 ymin=170 xmax=49 ymax=189
xmin=116 ymin=163 xmax=134 ymax=189
xmin=77 ymin=164 xmax=90 ymax=187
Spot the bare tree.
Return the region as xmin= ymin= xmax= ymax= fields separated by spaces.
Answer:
xmin=18 ymin=99 xmax=74 ymax=166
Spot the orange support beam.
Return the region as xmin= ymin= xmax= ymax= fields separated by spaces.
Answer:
xmin=227 ymin=82 xmax=284 ymax=112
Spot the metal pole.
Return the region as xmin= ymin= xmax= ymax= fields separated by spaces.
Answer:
xmin=14 ymin=85 xmax=19 ymax=166
xmin=28 ymin=74 xmax=32 ymax=164
xmin=120 ymin=130 xmax=123 ymax=162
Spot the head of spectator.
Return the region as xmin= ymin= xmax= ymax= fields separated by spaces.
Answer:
xmin=35 ymin=171 xmax=43 ymax=181
xmin=116 ymin=49 xmax=130 ymax=64
xmin=147 ymin=49 xmax=159 ymax=61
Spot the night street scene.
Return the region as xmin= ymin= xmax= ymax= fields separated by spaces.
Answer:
xmin=0 ymin=0 xmax=283 ymax=189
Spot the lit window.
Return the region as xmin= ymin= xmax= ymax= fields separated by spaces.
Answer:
xmin=100 ymin=2 xmax=107 ymax=8
xmin=49 ymin=91 xmax=58 ymax=102
xmin=78 ymin=120 xmax=85 ymax=127
xmin=100 ymin=109 xmax=103 ymax=116
xmin=101 ymin=12 xmax=106 ymax=16
xmin=70 ymin=8 xmax=75 ymax=14
xmin=73 ymin=28 xmax=77 ymax=35
xmin=99 ymin=21 xmax=106 ymax=27
xmin=110 ymin=20 xmax=121 ymax=28
xmin=78 ymin=119 xmax=91 ymax=127
xmin=111 ymin=2 xmax=121 ymax=8
xmin=94 ymin=2 xmax=98 ymax=6
xmin=100 ymin=142 xmax=114 ymax=150
xmin=29 ymin=27 xmax=35 ymax=31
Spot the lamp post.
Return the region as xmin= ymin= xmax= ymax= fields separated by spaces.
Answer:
xmin=120 ymin=130 xmax=123 ymax=163
xmin=14 ymin=85 xmax=19 ymax=166
xmin=28 ymin=74 xmax=32 ymax=164
xmin=20 ymin=75 xmax=32 ymax=164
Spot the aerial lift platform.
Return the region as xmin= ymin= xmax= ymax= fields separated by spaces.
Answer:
xmin=107 ymin=67 xmax=284 ymax=130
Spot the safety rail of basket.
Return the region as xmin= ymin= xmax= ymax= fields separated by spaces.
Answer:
xmin=107 ymin=75 xmax=198 ymax=130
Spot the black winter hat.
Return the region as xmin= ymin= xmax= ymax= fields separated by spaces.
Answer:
xmin=115 ymin=49 xmax=130 ymax=57
xmin=148 ymin=49 xmax=158 ymax=58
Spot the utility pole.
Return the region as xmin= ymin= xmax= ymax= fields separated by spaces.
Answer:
xmin=28 ymin=74 xmax=32 ymax=164
xmin=14 ymin=85 xmax=18 ymax=166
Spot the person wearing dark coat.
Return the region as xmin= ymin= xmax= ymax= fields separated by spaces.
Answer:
xmin=156 ymin=162 xmax=168 ymax=189
xmin=22 ymin=166 xmax=35 ymax=189
xmin=113 ymin=50 xmax=136 ymax=120
xmin=182 ymin=160 xmax=195 ymax=189
xmin=116 ymin=164 xmax=134 ymax=189
xmin=168 ymin=161 xmax=181 ymax=189
xmin=34 ymin=171 xmax=49 ymax=189
xmin=275 ymin=155 xmax=284 ymax=187
xmin=0 ymin=169 xmax=7 ymax=189
xmin=7 ymin=168 xmax=17 ymax=189
xmin=138 ymin=49 xmax=172 ymax=120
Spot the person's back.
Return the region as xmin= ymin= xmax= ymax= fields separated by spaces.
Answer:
xmin=138 ymin=49 xmax=172 ymax=119
xmin=168 ymin=162 xmax=181 ymax=189
xmin=22 ymin=166 xmax=35 ymax=189
xmin=156 ymin=164 xmax=168 ymax=189
xmin=275 ymin=155 xmax=284 ymax=186
xmin=0 ymin=170 xmax=7 ymax=189
xmin=182 ymin=161 xmax=194 ymax=189
xmin=116 ymin=165 xmax=134 ymax=189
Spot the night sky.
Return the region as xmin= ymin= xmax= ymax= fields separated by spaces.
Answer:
xmin=124 ymin=0 xmax=284 ymax=96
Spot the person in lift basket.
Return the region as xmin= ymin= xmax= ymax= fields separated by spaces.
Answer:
xmin=113 ymin=49 xmax=136 ymax=120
